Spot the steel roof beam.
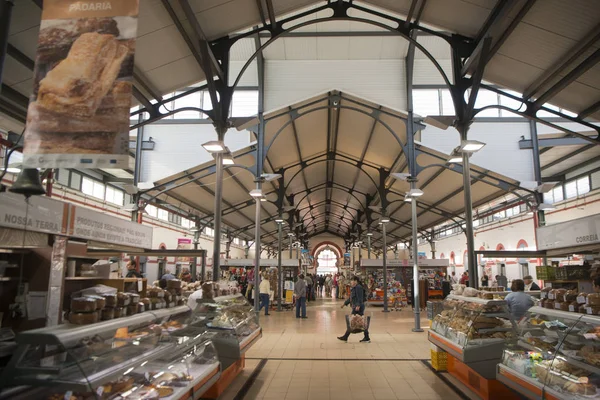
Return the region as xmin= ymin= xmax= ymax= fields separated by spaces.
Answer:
xmin=462 ymin=0 xmax=537 ymax=77
xmin=533 ymin=48 xmax=600 ymax=108
xmin=519 ymin=137 xmax=594 ymax=149
xmin=579 ymin=100 xmax=600 ymax=120
xmin=0 ymin=98 xmax=25 ymax=123
xmin=169 ymin=0 xmax=224 ymax=84
xmin=541 ymin=144 xmax=595 ymax=171
xmin=6 ymin=43 xmax=34 ymax=70
xmin=0 ymin=84 xmax=28 ymax=109
xmin=524 ymin=23 xmax=600 ymax=101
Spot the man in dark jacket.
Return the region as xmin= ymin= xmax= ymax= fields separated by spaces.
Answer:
xmin=337 ymin=276 xmax=370 ymax=343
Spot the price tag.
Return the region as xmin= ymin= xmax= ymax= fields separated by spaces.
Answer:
xmin=583 ymin=333 xmax=598 ymax=340
xmin=96 ymin=386 xmax=104 ymax=396
xmin=467 ymin=321 xmax=473 ymax=327
xmin=145 ymin=372 xmax=150 ymax=381
xmin=64 ymin=391 xmax=73 ymax=400
xmin=138 ymin=279 xmax=143 ymax=292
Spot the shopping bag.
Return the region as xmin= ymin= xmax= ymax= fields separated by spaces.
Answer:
xmin=345 ymin=314 xmax=371 ymax=334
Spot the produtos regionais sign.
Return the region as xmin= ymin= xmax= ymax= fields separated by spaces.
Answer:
xmin=536 ymin=214 xmax=600 ymax=250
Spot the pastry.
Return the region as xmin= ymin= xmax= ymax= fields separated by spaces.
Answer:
xmin=71 ymin=297 xmax=97 ymax=313
xmin=69 ymin=311 xmax=99 ymax=325
xmin=103 ymin=293 xmax=117 ymax=307
xmin=101 ymin=308 xmax=114 ymax=320
xmin=36 ymin=33 xmax=129 ymax=118
xmin=588 ymin=293 xmax=600 ymax=305
xmin=577 ymin=292 xmax=588 ymax=304
xmin=129 ymin=293 xmax=141 ymax=304
xmin=167 ymin=279 xmax=182 ymax=289
xmin=141 ymin=297 xmax=151 ymax=307
xmin=137 ymin=302 xmax=145 ymax=313
xmin=114 ymin=306 xmax=126 ymax=318
xmin=37 ymin=18 xmax=119 ymax=63
xmin=117 ymin=292 xmax=131 ymax=306
xmin=154 ymin=386 xmax=174 ymax=397
xmin=149 ymin=288 xmax=165 ymax=298
xmin=127 ymin=304 xmax=138 ymax=316
xmin=84 ymin=295 xmax=106 ymax=310
xmin=565 ymin=290 xmax=578 ymax=302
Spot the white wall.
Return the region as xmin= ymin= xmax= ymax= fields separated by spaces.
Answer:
xmin=419 ymin=121 xmax=535 ymax=183
xmin=264 ymin=59 xmax=407 ymax=112
xmin=433 ymin=189 xmax=600 ymax=284
xmin=139 ymin=124 xmax=252 ymax=183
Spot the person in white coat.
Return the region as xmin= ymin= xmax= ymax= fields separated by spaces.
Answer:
xmin=258 ymin=273 xmax=271 ymax=316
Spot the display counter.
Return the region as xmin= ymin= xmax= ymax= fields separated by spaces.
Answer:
xmin=429 ymin=294 xmax=516 ymax=378
xmin=0 ymin=305 xmax=220 ymax=400
xmin=497 ymin=306 xmax=600 ymax=400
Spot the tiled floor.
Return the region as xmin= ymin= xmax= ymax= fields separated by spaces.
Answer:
xmin=218 ymin=297 xmax=464 ymax=400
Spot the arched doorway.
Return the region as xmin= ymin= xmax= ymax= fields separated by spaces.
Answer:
xmin=316 ymin=248 xmax=339 ymax=275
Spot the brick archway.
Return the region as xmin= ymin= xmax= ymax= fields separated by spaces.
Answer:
xmin=311 ymin=241 xmax=343 ymax=260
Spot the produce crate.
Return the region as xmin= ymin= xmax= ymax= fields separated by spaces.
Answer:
xmin=536 ymin=266 xmax=556 ymax=280
xmin=555 ymin=267 xmax=568 ymax=280
xmin=431 ymin=349 xmax=447 ymax=371
xmin=555 ymin=265 xmax=590 ymax=281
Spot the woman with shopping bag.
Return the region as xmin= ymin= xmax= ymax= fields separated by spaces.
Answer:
xmin=337 ymin=276 xmax=371 ymax=343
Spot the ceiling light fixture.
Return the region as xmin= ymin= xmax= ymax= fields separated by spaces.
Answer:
xmin=202 ymin=140 xmax=225 ymax=153
xmin=407 ymin=188 xmax=424 ymax=197
xmin=366 ymin=232 xmax=373 ymax=236
xmin=459 ymin=140 xmax=486 ymax=153
xmin=404 ymin=197 xmax=412 ymax=202
xmin=538 ymin=203 xmax=556 ymax=211
xmin=447 ymin=156 xmax=462 ymax=163
xmin=391 ymin=172 xmax=411 ymax=181
xmin=260 ymin=197 xmax=267 ymax=202
xmin=249 ymin=189 xmax=263 ymax=198
xmin=275 ymin=217 xmax=284 ymax=223
xmin=380 ymin=217 xmax=390 ymax=224
xmin=261 ymin=173 xmax=282 ymax=182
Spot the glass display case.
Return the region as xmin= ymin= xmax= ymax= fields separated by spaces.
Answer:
xmin=498 ymin=306 xmax=600 ymax=400
xmin=189 ymin=294 xmax=261 ymax=369
xmin=429 ymin=294 xmax=517 ymax=378
xmin=0 ymin=306 xmax=221 ymax=400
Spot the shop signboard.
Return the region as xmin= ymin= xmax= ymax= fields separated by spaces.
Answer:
xmin=537 ymin=214 xmax=600 ymax=250
xmin=176 ymin=238 xmax=192 ymax=263
xmin=23 ymin=0 xmax=140 ymax=169
xmin=343 ymin=252 xmax=351 ymax=266
xmin=69 ymin=205 xmax=152 ymax=248
xmin=0 ymin=193 xmax=68 ymax=235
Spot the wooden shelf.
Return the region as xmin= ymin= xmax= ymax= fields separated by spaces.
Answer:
xmin=66 ymin=255 xmax=101 ymax=260
xmin=0 ymin=249 xmax=31 ymax=254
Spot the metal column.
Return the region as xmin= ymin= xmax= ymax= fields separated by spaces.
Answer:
xmin=213 ymin=151 xmax=224 ymax=281
xmin=289 ymin=235 xmax=293 ymax=259
xmin=459 ymin=125 xmax=477 ymax=289
xmin=367 ymin=235 xmax=371 ymax=259
xmin=529 ymin=120 xmax=546 ymax=265
xmin=253 ymin=181 xmax=262 ymax=316
xmin=411 ymin=181 xmax=423 ymax=331
xmin=0 ymin=0 xmax=14 ymax=88
xmin=277 ymin=221 xmax=283 ymax=311
xmin=382 ymin=223 xmax=389 ymax=312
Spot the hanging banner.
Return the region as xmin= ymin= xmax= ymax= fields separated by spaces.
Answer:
xmin=23 ymin=0 xmax=140 ymax=169
xmin=176 ymin=238 xmax=192 ymax=264
xmin=69 ymin=205 xmax=152 ymax=248
xmin=0 ymin=193 xmax=68 ymax=235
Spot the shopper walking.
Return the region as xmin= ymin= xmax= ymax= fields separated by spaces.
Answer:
xmin=305 ymin=274 xmax=313 ymax=302
xmin=338 ymin=274 xmax=346 ymax=299
xmin=325 ymin=274 xmax=332 ymax=297
xmin=259 ymin=273 xmax=271 ymax=316
xmin=294 ymin=274 xmax=307 ymax=318
xmin=338 ymin=276 xmax=370 ymax=343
